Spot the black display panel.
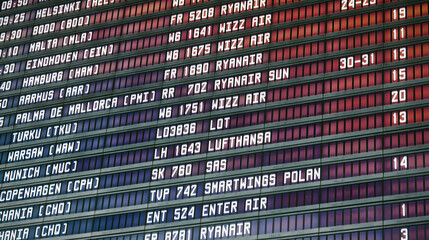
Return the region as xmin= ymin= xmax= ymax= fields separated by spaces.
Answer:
xmin=0 ymin=0 xmax=428 ymax=239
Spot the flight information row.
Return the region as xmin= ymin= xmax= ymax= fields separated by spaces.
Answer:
xmin=2 ymin=142 xmax=427 ymax=184
xmin=0 ymin=40 xmax=427 ymax=116
xmin=0 ymin=195 xmax=426 ymax=239
xmin=2 ymin=19 xmax=427 ymax=98
xmin=0 ymin=0 xmax=425 ymax=61
xmin=0 ymin=96 xmax=427 ymax=147
xmin=0 ymin=126 xmax=427 ymax=202
xmin=98 ymin=222 xmax=429 ymax=240
xmin=1 ymin=83 xmax=427 ymax=162
xmin=1 ymin=170 xmax=427 ymax=218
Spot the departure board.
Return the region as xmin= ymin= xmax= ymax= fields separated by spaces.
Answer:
xmin=0 ymin=0 xmax=429 ymax=239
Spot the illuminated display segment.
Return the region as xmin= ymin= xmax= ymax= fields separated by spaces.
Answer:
xmin=100 ymin=222 xmax=428 ymax=240
xmin=1 ymin=80 xmax=428 ymax=162
xmin=0 ymin=0 xmax=34 ymax=11
xmin=0 ymin=0 xmax=216 ymax=41
xmin=2 ymin=143 xmax=427 ymax=185
xmin=1 ymin=0 xmax=421 ymax=78
xmin=2 ymin=38 xmax=426 ymax=119
xmin=1 ymin=31 xmax=427 ymax=114
xmin=1 ymin=163 xmax=426 ymax=223
xmin=0 ymin=0 xmax=428 ymax=239
xmin=0 ymin=1 xmax=422 ymax=128
xmin=0 ymin=124 xmax=427 ymax=192
xmin=0 ymin=172 xmax=427 ymax=238
xmin=5 ymin=149 xmax=429 ymax=203
xmin=3 ymin=72 xmax=425 ymax=161
xmin=1 ymin=98 xmax=427 ymax=164
xmin=0 ymin=197 xmax=428 ymax=239
xmin=0 ymin=56 xmax=427 ymax=132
